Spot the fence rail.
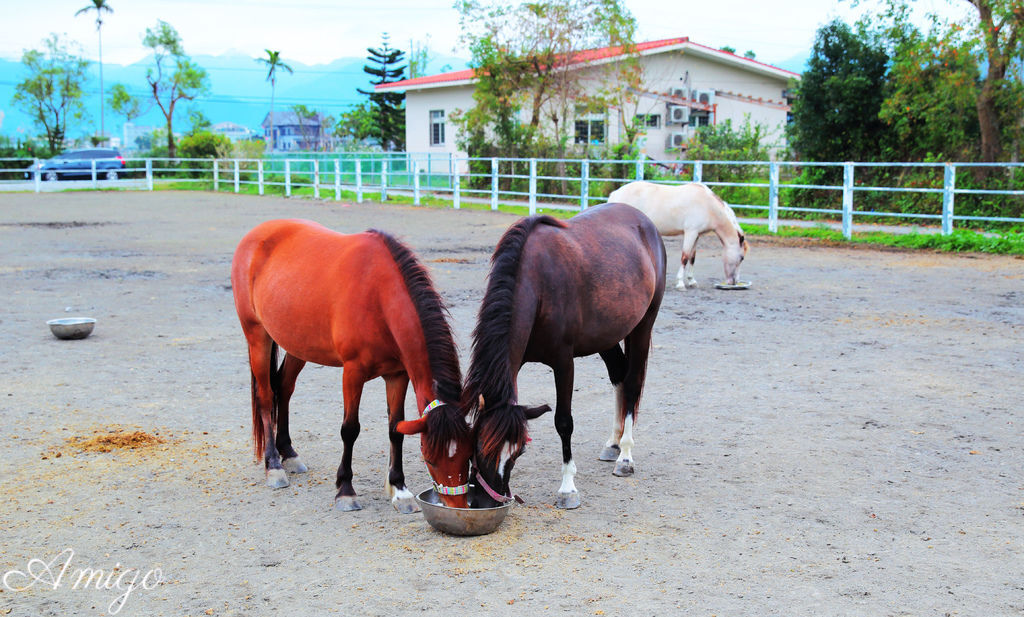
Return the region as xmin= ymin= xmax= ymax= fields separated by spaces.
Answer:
xmin=3 ymin=154 xmax=1022 ymax=237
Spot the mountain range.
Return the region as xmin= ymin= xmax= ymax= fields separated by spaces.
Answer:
xmin=0 ymin=50 xmax=467 ymax=144
xmin=0 ymin=48 xmax=807 ymax=145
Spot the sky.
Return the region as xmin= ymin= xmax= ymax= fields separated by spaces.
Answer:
xmin=0 ymin=0 xmax=973 ymax=68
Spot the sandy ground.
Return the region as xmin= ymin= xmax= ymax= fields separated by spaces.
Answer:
xmin=0 ymin=191 xmax=1022 ymax=617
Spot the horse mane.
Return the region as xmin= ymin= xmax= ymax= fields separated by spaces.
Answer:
xmin=705 ymin=186 xmax=748 ymax=252
xmin=369 ymin=230 xmax=467 ymax=455
xmin=463 ymin=215 xmax=567 ymax=461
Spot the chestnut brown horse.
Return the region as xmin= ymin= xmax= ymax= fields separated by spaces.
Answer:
xmin=463 ymin=203 xmax=666 ymax=510
xmin=231 ymin=219 xmax=472 ymax=512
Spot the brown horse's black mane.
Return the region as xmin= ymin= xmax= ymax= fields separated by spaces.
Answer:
xmin=370 ymin=230 xmax=467 ymax=453
xmin=464 ymin=215 xmax=567 ymax=461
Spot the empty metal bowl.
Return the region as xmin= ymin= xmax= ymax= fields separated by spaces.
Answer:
xmin=415 ymin=488 xmax=513 ymax=536
xmin=47 ymin=317 xmax=96 ymax=340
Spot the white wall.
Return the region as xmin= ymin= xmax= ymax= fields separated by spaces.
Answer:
xmin=404 ymin=85 xmax=474 ymax=172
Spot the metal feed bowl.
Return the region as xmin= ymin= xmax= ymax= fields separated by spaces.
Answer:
xmin=415 ymin=488 xmax=512 ymax=536
xmin=47 ymin=317 xmax=96 ymax=340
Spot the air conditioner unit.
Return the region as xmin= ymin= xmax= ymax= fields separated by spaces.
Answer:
xmin=666 ymin=132 xmax=686 ymax=149
xmin=695 ymin=89 xmax=716 ymax=106
xmin=667 ymin=105 xmax=690 ymax=124
xmin=669 ymin=86 xmax=687 ymax=100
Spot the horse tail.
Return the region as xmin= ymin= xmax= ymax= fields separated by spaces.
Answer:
xmin=251 ymin=340 xmax=281 ymax=461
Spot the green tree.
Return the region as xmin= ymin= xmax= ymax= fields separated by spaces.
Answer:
xmin=334 ymin=102 xmax=377 ymax=144
xmin=11 ymin=34 xmax=91 ymax=152
xmin=357 ymin=34 xmax=406 ymax=151
xmin=142 ymin=20 xmax=210 ymax=158
xmin=186 ymin=108 xmax=211 ymax=136
xmin=74 ymin=0 xmax=113 ymax=141
xmin=787 ymin=19 xmax=890 ymax=162
xmin=256 ymin=50 xmax=293 ymax=151
xmin=454 ymin=0 xmax=637 ymax=155
xmin=107 ymin=83 xmax=142 ymax=123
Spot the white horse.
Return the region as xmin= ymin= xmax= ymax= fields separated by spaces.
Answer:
xmin=608 ymin=181 xmax=749 ymax=290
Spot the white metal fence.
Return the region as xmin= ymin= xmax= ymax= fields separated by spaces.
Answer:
xmin=2 ymin=154 xmax=1022 ymax=238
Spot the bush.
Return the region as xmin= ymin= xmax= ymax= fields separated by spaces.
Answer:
xmin=178 ymin=131 xmax=231 ymax=159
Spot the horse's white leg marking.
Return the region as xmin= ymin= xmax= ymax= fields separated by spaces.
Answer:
xmin=556 ymin=459 xmax=581 ymax=509
xmin=282 ymin=456 xmax=307 ymax=474
xmin=613 ymin=415 xmax=635 ymax=477
xmin=387 ymin=475 xmax=419 ymax=514
xmin=600 ymin=384 xmax=624 ymax=461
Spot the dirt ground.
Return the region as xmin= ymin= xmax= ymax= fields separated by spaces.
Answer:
xmin=1 ymin=191 xmax=1021 ymax=617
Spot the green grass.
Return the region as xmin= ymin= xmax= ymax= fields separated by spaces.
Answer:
xmin=148 ymin=181 xmax=1023 ymax=255
xmin=743 ymin=223 xmax=1024 ymax=255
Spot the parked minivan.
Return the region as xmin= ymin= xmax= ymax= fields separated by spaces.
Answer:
xmin=26 ymin=148 xmax=126 ymax=181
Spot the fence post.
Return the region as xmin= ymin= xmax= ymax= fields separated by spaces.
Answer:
xmin=413 ymin=161 xmax=421 ymax=205
xmin=285 ymin=159 xmax=292 ymax=197
xmin=380 ymin=158 xmax=388 ymax=201
xmin=580 ymin=159 xmax=590 ymax=210
xmin=355 ymin=159 xmax=363 ymax=203
xmin=213 ymin=159 xmax=219 ymax=192
xmin=454 ymin=162 xmax=461 ymax=210
xmin=449 ymin=152 xmax=454 ymax=192
xmin=313 ymin=160 xmax=320 ymax=199
xmin=34 ymin=158 xmax=40 ymax=192
xmin=334 ymin=159 xmax=341 ymax=201
xmin=635 ymin=154 xmax=645 ymax=181
xmin=234 ymin=160 xmax=240 ymax=193
xmin=693 ymin=160 xmax=703 ymax=183
xmin=91 ymin=159 xmax=98 ymax=189
xmin=942 ymin=163 xmax=956 ymax=235
xmin=145 ymin=158 xmax=153 ymax=191
xmin=842 ymin=162 xmax=854 ymax=239
xmin=491 ymin=157 xmax=499 ymax=211
xmin=768 ymin=161 xmax=779 ymax=233
xmin=257 ymin=160 xmax=264 ymax=196
xmin=529 ymin=158 xmax=537 ymax=215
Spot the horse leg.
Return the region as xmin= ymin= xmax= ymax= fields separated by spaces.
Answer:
xmin=276 ymin=353 xmax=308 ymax=474
xmin=335 ymin=368 xmax=366 ymax=511
xmin=384 ymin=373 xmax=419 ymax=514
xmin=247 ymin=336 xmax=288 ymax=488
xmin=598 ymin=344 xmax=628 ymax=462
xmin=553 ymin=357 xmax=581 ymax=510
xmin=615 ymin=311 xmax=657 ymax=477
xmin=677 ymin=232 xmax=699 ymax=289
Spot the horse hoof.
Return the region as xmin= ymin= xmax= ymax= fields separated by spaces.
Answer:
xmin=266 ymin=468 xmax=290 ymax=488
xmin=334 ymin=496 xmax=362 ymax=512
xmin=556 ymin=491 xmax=581 ymax=510
xmin=282 ymin=457 xmax=308 ymax=474
xmin=613 ymin=460 xmax=635 ymax=477
xmin=598 ymin=445 xmax=621 ymax=461
xmin=392 ymin=497 xmax=421 ymax=515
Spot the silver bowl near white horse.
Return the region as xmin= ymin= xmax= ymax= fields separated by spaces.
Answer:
xmin=608 ymin=181 xmax=749 ymax=290
xmin=414 ymin=488 xmax=512 ymax=536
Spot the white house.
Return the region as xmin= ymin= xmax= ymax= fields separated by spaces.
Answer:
xmin=376 ymin=36 xmax=799 ymax=170
xmin=211 ymin=121 xmax=256 ymax=142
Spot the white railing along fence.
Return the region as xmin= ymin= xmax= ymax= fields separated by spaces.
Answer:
xmin=2 ymin=154 xmax=1022 ymax=238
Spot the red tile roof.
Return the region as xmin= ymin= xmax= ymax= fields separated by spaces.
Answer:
xmin=377 ymin=36 xmax=797 ymax=91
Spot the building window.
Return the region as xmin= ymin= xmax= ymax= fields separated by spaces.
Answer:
xmin=430 ymin=110 xmax=445 ymax=146
xmin=574 ymin=118 xmax=605 ymax=145
xmin=636 ymin=114 xmax=661 ymax=129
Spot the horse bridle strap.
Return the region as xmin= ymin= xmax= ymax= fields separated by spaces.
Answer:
xmin=420 ymin=399 xmax=472 ymax=497
xmin=472 ymin=465 xmax=523 ymax=504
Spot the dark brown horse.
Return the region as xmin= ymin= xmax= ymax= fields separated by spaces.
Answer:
xmin=463 ymin=203 xmax=667 ymax=509
xmin=231 ymin=219 xmax=472 ymax=512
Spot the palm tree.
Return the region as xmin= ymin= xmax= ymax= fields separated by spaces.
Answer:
xmin=257 ymin=50 xmax=293 ymax=151
xmin=75 ymin=0 xmax=113 ymax=143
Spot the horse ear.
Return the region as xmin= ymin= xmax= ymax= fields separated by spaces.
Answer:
xmin=396 ymin=416 xmax=429 ymax=435
xmin=523 ymin=404 xmax=552 ymax=420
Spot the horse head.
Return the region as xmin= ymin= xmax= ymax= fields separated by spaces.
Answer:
xmin=722 ymin=230 xmax=748 ymax=285
xmin=468 ymin=396 xmax=551 ymax=508
xmin=396 ymin=402 xmax=474 ymax=508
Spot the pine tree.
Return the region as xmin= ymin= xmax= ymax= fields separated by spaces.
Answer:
xmin=357 ymin=34 xmax=406 ymax=151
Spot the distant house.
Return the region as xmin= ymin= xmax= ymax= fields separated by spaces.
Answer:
xmin=376 ymin=36 xmax=800 ymax=168
xmin=260 ymin=111 xmax=330 ymax=151
xmin=212 ymin=121 xmax=256 ymax=142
